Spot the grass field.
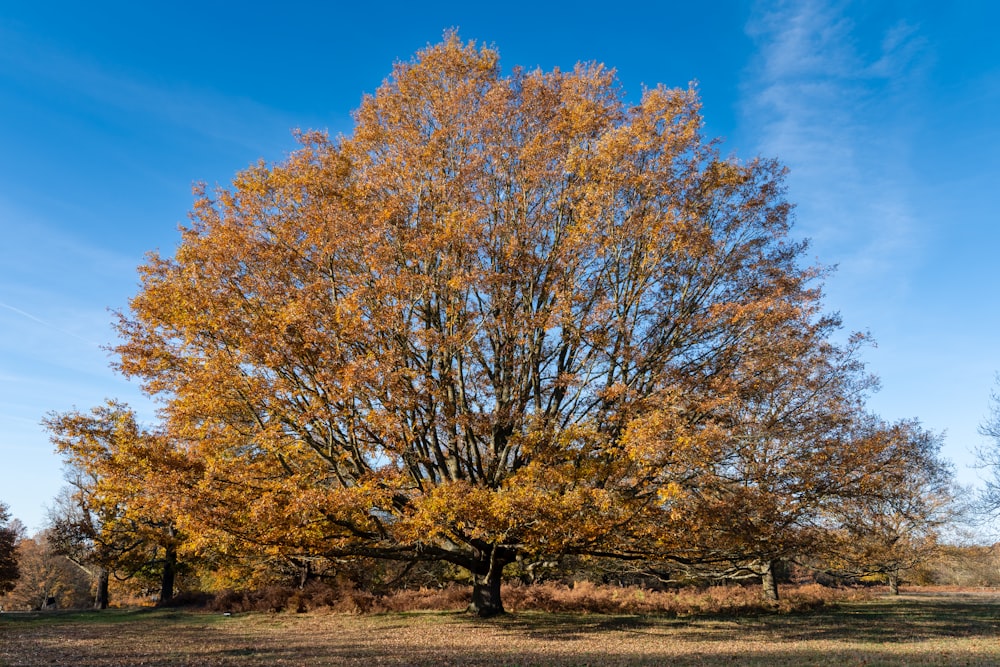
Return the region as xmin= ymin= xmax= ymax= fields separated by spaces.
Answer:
xmin=2 ymin=590 xmax=998 ymax=666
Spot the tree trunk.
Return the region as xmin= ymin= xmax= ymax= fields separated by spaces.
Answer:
xmin=761 ymin=560 xmax=779 ymax=602
xmin=298 ymin=558 xmax=312 ymax=589
xmin=468 ymin=566 xmax=505 ymax=617
xmin=465 ymin=546 xmax=513 ymax=618
xmin=888 ymin=572 xmax=900 ymax=595
xmin=95 ymin=568 xmax=110 ymax=610
xmin=159 ymin=541 xmax=177 ymax=603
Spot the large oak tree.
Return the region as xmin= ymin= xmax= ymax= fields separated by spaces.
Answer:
xmin=116 ymin=35 xmax=858 ymax=615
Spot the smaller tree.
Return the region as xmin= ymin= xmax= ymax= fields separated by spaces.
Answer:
xmin=0 ymin=502 xmax=21 ymax=595
xmin=606 ymin=327 xmax=888 ymax=601
xmin=44 ymin=401 xmax=189 ymax=603
xmin=47 ymin=485 xmax=121 ymax=608
xmin=826 ymin=421 xmax=956 ymax=594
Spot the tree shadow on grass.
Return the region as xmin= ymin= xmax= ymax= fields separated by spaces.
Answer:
xmin=737 ymin=592 xmax=1000 ymax=644
xmin=481 ymin=592 xmax=1000 ymax=646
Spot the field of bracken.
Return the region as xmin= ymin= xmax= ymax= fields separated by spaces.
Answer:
xmin=2 ymin=589 xmax=999 ymax=666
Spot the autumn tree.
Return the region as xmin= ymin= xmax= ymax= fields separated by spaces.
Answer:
xmin=44 ymin=401 xmax=188 ymax=603
xmin=825 ymin=420 xmax=956 ymax=594
xmin=0 ymin=531 xmax=94 ymax=611
xmin=613 ymin=325 xmax=890 ymax=600
xmin=0 ymin=502 xmax=20 ymax=595
xmin=116 ymin=35 xmax=851 ymax=616
xmin=46 ymin=485 xmax=120 ymax=608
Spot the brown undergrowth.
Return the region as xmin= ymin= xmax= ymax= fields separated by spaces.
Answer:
xmin=194 ymin=581 xmax=872 ymax=615
xmin=502 ymin=581 xmax=871 ymax=615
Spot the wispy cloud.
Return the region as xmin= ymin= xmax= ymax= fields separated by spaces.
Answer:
xmin=0 ymin=301 xmax=101 ymax=347
xmin=740 ymin=0 xmax=929 ymax=314
xmin=0 ymin=301 xmax=48 ymax=328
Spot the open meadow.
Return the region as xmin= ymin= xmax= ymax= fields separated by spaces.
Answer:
xmin=2 ymin=590 xmax=999 ymax=666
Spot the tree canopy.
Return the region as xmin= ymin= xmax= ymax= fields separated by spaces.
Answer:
xmin=105 ymin=35 xmax=947 ymax=615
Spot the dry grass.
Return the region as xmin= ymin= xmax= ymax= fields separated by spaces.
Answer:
xmin=2 ymin=589 xmax=999 ymax=666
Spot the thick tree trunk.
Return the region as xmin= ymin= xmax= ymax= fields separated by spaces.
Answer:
xmin=95 ymin=568 xmax=110 ymax=610
xmin=465 ymin=546 xmax=513 ymax=618
xmin=888 ymin=572 xmax=900 ymax=595
xmin=761 ymin=560 xmax=779 ymax=602
xmin=159 ymin=541 xmax=177 ymax=603
xmin=468 ymin=565 xmax=505 ymax=617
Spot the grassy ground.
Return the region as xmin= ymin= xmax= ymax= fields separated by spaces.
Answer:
xmin=1 ymin=590 xmax=998 ymax=666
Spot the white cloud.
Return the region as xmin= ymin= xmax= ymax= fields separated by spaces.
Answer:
xmin=740 ymin=0 xmax=930 ymax=316
xmin=747 ymin=0 xmax=858 ymax=81
xmin=738 ymin=1 xmax=1000 ymax=504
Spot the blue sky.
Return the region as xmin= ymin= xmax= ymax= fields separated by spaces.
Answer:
xmin=2 ymin=1 xmax=998 ymax=533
